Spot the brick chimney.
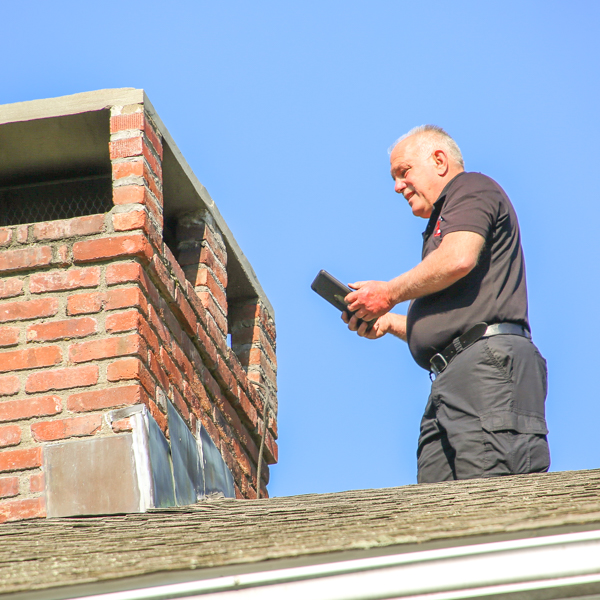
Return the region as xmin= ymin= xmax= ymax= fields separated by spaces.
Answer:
xmin=0 ymin=89 xmax=277 ymax=522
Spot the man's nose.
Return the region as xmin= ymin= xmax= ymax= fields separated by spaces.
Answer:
xmin=394 ymin=179 xmax=406 ymax=193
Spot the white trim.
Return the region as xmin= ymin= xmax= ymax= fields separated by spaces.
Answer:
xmin=66 ymin=529 xmax=600 ymax=600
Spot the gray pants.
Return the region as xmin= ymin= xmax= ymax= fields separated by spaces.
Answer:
xmin=417 ymin=334 xmax=550 ymax=483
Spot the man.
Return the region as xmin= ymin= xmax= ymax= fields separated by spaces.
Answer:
xmin=343 ymin=125 xmax=549 ymax=483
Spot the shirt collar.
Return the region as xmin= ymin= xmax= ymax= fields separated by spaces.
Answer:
xmin=434 ymin=171 xmax=466 ymax=208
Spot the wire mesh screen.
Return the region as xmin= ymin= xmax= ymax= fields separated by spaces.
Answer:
xmin=0 ymin=176 xmax=113 ymax=227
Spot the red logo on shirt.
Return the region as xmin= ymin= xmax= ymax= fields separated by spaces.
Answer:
xmin=434 ymin=218 xmax=443 ymax=237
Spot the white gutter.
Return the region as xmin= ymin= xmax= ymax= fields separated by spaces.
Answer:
xmin=69 ymin=529 xmax=600 ymax=600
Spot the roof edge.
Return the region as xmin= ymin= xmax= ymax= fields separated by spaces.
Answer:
xmin=0 ymin=88 xmax=144 ymax=126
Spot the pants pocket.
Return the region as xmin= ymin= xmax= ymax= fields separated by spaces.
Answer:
xmin=483 ymin=431 xmax=550 ymax=476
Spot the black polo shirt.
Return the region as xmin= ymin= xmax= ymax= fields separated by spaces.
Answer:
xmin=406 ymin=171 xmax=530 ymax=371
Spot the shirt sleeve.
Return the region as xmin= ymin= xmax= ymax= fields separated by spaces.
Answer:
xmin=440 ymin=174 xmax=503 ymax=240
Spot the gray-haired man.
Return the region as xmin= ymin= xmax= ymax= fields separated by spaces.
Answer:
xmin=343 ymin=125 xmax=549 ymax=483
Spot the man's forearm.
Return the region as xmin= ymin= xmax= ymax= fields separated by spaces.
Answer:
xmin=383 ymin=313 xmax=408 ymax=341
xmin=388 ymin=231 xmax=484 ymax=305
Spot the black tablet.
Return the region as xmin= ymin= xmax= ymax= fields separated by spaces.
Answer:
xmin=311 ymin=270 xmax=374 ymax=329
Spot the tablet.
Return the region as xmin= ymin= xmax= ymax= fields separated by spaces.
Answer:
xmin=311 ymin=270 xmax=374 ymax=329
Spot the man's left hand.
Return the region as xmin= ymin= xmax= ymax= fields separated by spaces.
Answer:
xmin=345 ymin=280 xmax=394 ymax=321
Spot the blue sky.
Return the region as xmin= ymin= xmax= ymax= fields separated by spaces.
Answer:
xmin=1 ymin=1 xmax=598 ymax=496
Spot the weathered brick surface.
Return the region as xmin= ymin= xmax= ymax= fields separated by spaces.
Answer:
xmin=0 ymin=326 xmax=21 ymax=348
xmin=0 ymin=278 xmax=24 ymax=299
xmin=29 ymin=267 xmax=101 ymax=293
xmin=0 ymin=496 xmax=45 ymax=522
xmin=0 ymin=425 xmax=21 ymax=448
xmin=0 ymin=396 xmax=62 ymax=423
xmin=0 ymin=375 xmax=20 ymax=397
xmin=0 ymin=346 xmax=62 ymax=373
xmin=0 ymin=447 xmax=42 ymax=473
xmin=68 ymin=385 xmax=144 ymax=412
xmin=73 ymin=234 xmax=153 ymax=264
xmin=0 ymin=476 xmax=19 ymax=498
xmin=0 ymin=246 xmax=52 ymax=273
xmin=29 ymin=472 xmax=45 ymax=493
xmin=32 ymin=215 xmax=105 ymax=241
xmin=31 ymin=414 xmax=102 ymax=442
xmin=25 ymin=365 xmax=99 ymax=394
xmin=26 ymin=317 xmax=98 ymax=342
xmin=0 ymin=298 xmax=59 ymax=323
xmin=67 ymin=292 xmax=104 ymax=315
xmin=69 ymin=334 xmax=146 ymax=363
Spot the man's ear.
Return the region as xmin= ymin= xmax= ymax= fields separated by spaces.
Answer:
xmin=432 ymin=149 xmax=449 ymax=176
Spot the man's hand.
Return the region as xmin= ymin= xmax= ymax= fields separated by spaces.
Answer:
xmin=345 ymin=280 xmax=394 ymax=321
xmin=342 ymin=311 xmax=408 ymax=341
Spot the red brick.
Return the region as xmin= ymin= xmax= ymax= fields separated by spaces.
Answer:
xmin=149 ymin=351 xmax=170 ymax=392
xmin=172 ymin=387 xmax=189 ymax=423
xmin=195 ymin=269 xmax=227 ymax=311
xmin=0 ymin=327 xmax=19 ymax=347
xmin=68 ymin=384 xmax=143 ymax=412
xmin=198 ymin=292 xmax=228 ymax=337
xmin=0 ymin=395 xmax=62 ymax=423
xmin=112 ymin=185 xmax=145 ymax=206
xmin=0 ymin=497 xmax=45 ymax=522
xmin=25 ymin=364 xmax=98 ymax=394
xmin=144 ymin=119 xmax=163 ymax=159
xmin=162 ymin=245 xmax=187 ymax=291
xmin=69 ymin=334 xmax=146 ymax=363
xmin=16 ymin=225 xmax=28 ymax=244
xmin=31 ymin=414 xmax=102 ymax=442
xmin=0 ymin=297 xmax=59 ymax=323
xmin=0 ymin=346 xmax=62 ymax=373
xmin=142 ymin=142 xmax=162 ymax=180
xmin=195 ymin=323 xmax=218 ymax=371
xmin=112 ymin=209 xmax=147 ymax=232
xmin=32 ymin=215 xmax=105 ymax=241
xmin=149 ymin=254 xmax=175 ymax=299
xmin=0 ymin=375 xmax=19 ymax=397
xmin=111 ymin=417 xmax=133 ymax=432
xmin=113 ymin=185 xmax=163 ymax=226
xmin=73 ymin=234 xmax=153 ymax=264
xmin=105 ymin=310 xmax=138 ymax=333
xmin=29 ymin=267 xmax=101 ymax=294
xmin=106 ymin=262 xmax=161 ymax=308
xmin=0 ymin=278 xmax=24 ymax=300
xmin=26 ymin=317 xmax=98 ymax=343
xmin=112 ymin=157 xmax=144 ymax=180
xmin=29 ymin=472 xmax=44 ymax=493
xmin=0 ymin=476 xmax=19 ymax=498
xmin=106 ymin=287 xmax=148 ymax=315
xmin=107 ymin=357 xmax=155 ymax=396
xmin=67 ymin=292 xmax=105 ymax=315
xmin=160 ymin=347 xmax=184 ymax=391
xmin=0 ymin=228 xmax=12 ymax=247
xmin=0 ymin=246 xmax=52 ymax=274
xmin=169 ymin=292 xmax=195 ymax=340
xmin=110 ymin=136 xmax=144 ymax=159
xmin=110 ymin=112 xmax=144 ymax=133
xmin=55 ymin=244 xmax=69 ymax=266
xmin=106 ymin=261 xmax=144 ymax=285
xmin=0 ymin=425 xmax=21 ymax=448
xmin=0 ymin=447 xmax=42 ymax=473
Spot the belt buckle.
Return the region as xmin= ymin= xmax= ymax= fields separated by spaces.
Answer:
xmin=430 ymin=353 xmax=448 ymax=376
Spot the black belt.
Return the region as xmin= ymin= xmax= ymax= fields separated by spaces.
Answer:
xmin=429 ymin=322 xmax=531 ymax=377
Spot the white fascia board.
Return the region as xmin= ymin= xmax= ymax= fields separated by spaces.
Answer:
xmin=63 ymin=529 xmax=600 ymax=600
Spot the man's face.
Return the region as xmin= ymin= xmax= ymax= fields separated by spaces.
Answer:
xmin=390 ymin=136 xmax=442 ymax=219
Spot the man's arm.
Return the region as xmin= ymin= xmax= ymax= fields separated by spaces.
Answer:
xmin=346 ymin=231 xmax=485 ymax=322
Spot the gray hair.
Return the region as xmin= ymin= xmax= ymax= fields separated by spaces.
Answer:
xmin=388 ymin=125 xmax=464 ymax=169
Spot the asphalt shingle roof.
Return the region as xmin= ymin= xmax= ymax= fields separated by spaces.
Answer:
xmin=1 ymin=469 xmax=600 ymax=596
